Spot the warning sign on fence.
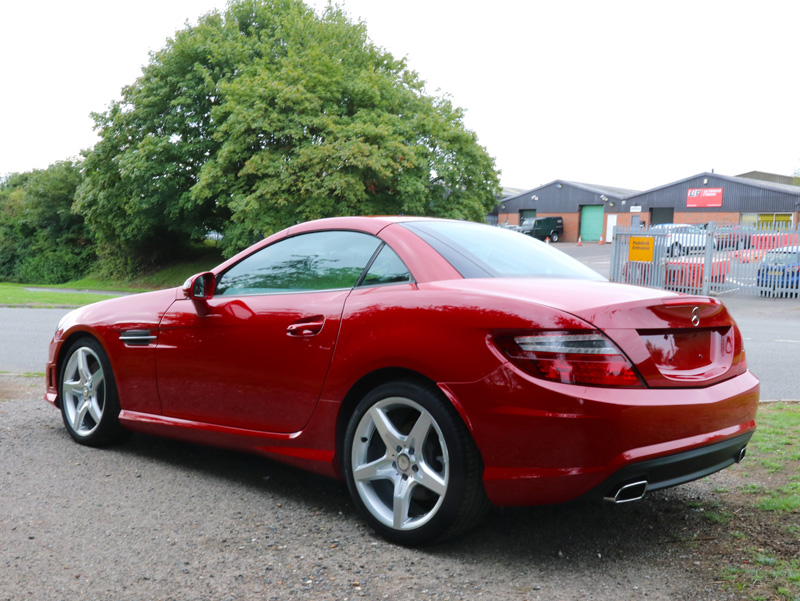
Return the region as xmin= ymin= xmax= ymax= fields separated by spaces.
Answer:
xmin=629 ymin=236 xmax=655 ymax=262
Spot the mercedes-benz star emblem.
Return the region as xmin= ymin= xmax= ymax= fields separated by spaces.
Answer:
xmin=691 ymin=306 xmax=701 ymax=327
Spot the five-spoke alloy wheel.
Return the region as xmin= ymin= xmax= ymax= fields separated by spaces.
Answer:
xmin=344 ymin=381 xmax=488 ymax=545
xmin=59 ymin=338 xmax=125 ymax=446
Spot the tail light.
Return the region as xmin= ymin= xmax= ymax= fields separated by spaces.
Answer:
xmin=494 ymin=331 xmax=643 ymax=387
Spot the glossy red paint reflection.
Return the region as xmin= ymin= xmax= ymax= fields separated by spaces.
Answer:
xmin=44 ymin=216 xmax=760 ymax=508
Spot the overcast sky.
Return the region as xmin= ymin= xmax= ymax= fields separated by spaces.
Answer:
xmin=2 ymin=0 xmax=798 ymax=191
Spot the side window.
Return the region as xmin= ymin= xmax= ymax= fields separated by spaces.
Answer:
xmin=216 ymin=231 xmax=382 ymax=295
xmin=359 ymin=244 xmax=412 ymax=287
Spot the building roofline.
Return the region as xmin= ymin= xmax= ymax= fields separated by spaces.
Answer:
xmin=626 ymin=172 xmax=800 ymax=199
xmin=501 ymin=179 xmax=641 ymax=203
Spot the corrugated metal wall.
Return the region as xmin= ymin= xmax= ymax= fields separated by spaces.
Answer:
xmin=500 ymin=182 xmax=605 ymax=214
xmin=496 ymin=175 xmax=800 ymax=224
xmin=617 ymin=175 xmax=800 ymax=214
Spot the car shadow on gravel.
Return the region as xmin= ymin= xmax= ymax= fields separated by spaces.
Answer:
xmin=34 ymin=421 xmax=758 ymax=599
xmin=106 ymin=430 xmax=352 ymax=509
xmin=106 ymin=429 xmax=709 ymax=559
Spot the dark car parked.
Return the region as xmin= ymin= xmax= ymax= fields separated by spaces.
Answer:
xmin=518 ymin=216 xmax=564 ymax=242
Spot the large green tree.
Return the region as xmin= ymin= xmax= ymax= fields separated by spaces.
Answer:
xmin=77 ymin=0 xmax=499 ymax=268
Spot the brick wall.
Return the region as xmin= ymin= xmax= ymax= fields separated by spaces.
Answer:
xmin=673 ymin=212 xmax=741 ymax=225
xmin=530 ymin=212 xmax=578 ymax=242
xmin=497 ymin=212 xmax=520 ymax=226
xmin=614 ymin=212 xmax=649 ymax=228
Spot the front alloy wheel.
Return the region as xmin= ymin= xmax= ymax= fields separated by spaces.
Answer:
xmin=344 ymin=381 xmax=489 ymax=545
xmin=60 ymin=338 xmax=125 ymax=446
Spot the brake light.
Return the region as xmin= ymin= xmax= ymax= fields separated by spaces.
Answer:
xmin=495 ymin=332 xmax=642 ymax=387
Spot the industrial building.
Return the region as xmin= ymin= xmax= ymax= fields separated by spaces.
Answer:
xmin=497 ymin=172 xmax=800 ymax=242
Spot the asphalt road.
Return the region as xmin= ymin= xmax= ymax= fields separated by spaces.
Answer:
xmin=0 ymin=307 xmax=71 ymax=374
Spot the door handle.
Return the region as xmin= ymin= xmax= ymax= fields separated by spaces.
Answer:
xmin=286 ymin=318 xmax=325 ymax=337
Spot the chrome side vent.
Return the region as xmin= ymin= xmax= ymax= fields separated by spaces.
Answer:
xmin=119 ymin=330 xmax=157 ymax=346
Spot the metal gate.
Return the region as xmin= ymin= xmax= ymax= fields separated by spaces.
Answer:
xmin=610 ymin=222 xmax=800 ymax=297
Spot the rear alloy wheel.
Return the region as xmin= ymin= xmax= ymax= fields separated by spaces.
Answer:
xmin=344 ymin=381 xmax=488 ymax=545
xmin=549 ymin=231 xmax=560 ymax=243
xmin=669 ymin=242 xmax=683 ymax=257
xmin=59 ymin=338 xmax=125 ymax=446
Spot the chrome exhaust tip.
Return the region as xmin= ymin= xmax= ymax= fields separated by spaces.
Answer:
xmin=605 ymin=480 xmax=648 ymax=504
xmin=735 ymin=447 xmax=747 ymax=463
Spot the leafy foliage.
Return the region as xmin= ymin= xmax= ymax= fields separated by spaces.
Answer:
xmin=76 ymin=0 xmax=500 ymax=267
xmin=0 ymin=162 xmax=94 ymax=283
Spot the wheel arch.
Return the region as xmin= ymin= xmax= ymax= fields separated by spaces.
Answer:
xmin=51 ymin=329 xmax=108 ymax=408
xmin=333 ymin=367 xmax=476 ymax=474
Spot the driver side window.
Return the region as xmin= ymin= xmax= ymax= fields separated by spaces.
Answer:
xmin=215 ymin=231 xmax=382 ymax=295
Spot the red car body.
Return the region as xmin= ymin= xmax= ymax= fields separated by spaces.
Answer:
xmin=45 ymin=216 xmax=759 ymax=542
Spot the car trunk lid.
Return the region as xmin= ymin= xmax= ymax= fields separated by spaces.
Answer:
xmin=432 ymin=279 xmax=747 ymax=388
xmin=569 ymin=295 xmax=745 ymax=388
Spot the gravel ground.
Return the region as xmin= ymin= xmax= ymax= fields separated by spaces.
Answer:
xmin=0 ymin=375 xmax=763 ymax=600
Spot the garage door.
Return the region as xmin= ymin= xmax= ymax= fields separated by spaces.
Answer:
xmin=580 ymin=205 xmax=604 ymax=241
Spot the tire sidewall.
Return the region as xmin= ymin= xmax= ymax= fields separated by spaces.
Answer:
xmin=59 ymin=337 xmax=124 ymax=446
xmin=343 ymin=381 xmax=473 ymax=545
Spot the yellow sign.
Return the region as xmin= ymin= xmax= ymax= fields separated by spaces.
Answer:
xmin=629 ymin=236 xmax=655 ymax=262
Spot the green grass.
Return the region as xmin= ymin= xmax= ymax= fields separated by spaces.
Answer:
xmin=741 ymin=403 xmax=800 ymax=514
xmin=748 ymin=403 xmax=800 ymax=479
xmin=54 ymin=249 xmax=224 ymax=292
xmin=757 ymin=477 xmax=800 ymax=513
xmin=685 ymin=499 xmax=733 ymax=525
xmin=723 ymin=552 xmax=800 ymax=601
xmin=1 ymin=249 xmax=225 ymax=307
xmin=0 ymin=283 xmax=122 ymax=308
xmin=719 ymin=404 xmax=800 ymax=599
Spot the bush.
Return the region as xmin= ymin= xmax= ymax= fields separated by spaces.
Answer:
xmin=0 ymin=161 xmax=96 ymax=284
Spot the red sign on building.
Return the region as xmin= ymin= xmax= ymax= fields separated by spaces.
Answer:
xmin=686 ymin=188 xmax=723 ymax=208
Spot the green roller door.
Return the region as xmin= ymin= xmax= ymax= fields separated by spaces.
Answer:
xmin=580 ymin=205 xmax=604 ymax=241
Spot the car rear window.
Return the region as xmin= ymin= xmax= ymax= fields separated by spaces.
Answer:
xmin=402 ymin=221 xmax=605 ymax=280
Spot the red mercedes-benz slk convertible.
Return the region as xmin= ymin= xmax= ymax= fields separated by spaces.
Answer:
xmin=45 ymin=216 xmax=759 ymax=544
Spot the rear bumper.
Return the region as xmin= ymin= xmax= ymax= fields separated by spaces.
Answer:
xmin=580 ymin=431 xmax=753 ymax=502
xmin=442 ymin=366 xmax=759 ymax=507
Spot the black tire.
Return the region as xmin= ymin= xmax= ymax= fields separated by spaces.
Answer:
xmin=59 ymin=337 xmax=126 ymax=446
xmin=343 ymin=380 xmax=489 ymax=545
xmin=669 ymin=242 xmax=683 ymax=257
xmin=549 ymin=231 xmax=560 ymax=243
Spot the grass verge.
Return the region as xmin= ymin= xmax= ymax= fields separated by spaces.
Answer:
xmin=720 ymin=402 xmax=800 ymax=600
xmin=0 ymin=283 xmax=122 ymax=308
xmin=1 ymin=249 xmax=225 ymax=307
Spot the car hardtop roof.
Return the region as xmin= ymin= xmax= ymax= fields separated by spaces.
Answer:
xmin=285 ymin=215 xmax=475 ymax=236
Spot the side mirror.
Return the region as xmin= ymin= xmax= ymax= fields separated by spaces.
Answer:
xmin=182 ymin=272 xmax=215 ymax=300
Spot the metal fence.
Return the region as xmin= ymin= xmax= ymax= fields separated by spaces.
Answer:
xmin=609 ymin=222 xmax=800 ymax=297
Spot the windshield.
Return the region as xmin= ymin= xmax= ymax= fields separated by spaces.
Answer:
xmin=402 ymin=221 xmax=605 ymax=280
